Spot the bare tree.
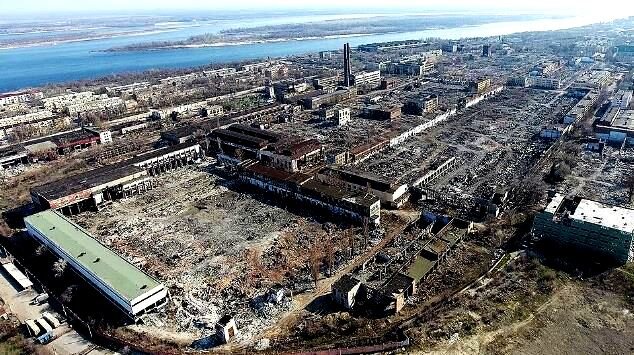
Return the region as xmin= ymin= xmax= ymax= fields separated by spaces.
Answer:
xmin=0 ymin=221 xmax=12 ymax=238
xmin=363 ymin=217 xmax=369 ymax=250
xmin=308 ymin=243 xmax=323 ymax=286
xmin=35 ymin=245 xmax=47 ymax=256
xmin=323 ymin=236 xmax=336 ymax=277
xmin=53 ymin=259 xmax=68 ymax=278
xmin=245 ymin=248 xmax=263 ymax=289
xmin=345 ymin=228 xmax=355 ymax=258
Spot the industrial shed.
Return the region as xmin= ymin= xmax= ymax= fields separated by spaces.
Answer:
xmin=24 ymin=210 xmax=168 ymax=320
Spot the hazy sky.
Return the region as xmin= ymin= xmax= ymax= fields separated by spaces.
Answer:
xmin=4 ymin=0 xmax=634 ymax=17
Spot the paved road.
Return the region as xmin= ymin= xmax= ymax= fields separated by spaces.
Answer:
xmin=0 ymin=261 xmax=117 ymax=355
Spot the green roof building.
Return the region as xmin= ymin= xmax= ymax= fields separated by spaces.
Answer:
xmin=25 ymin=210 xmax=168 ymax=320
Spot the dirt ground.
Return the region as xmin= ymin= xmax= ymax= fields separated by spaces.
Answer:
xmin=409 ymin=260 xmax=634 ymax=355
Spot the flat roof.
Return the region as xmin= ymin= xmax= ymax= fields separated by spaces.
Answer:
xmin=570 ymin=199 xmax=634 ymax=234
xmin=125 ymin=142 xmax=199 ymax=166
xmin=31 ymin=164 xmax=145 ymax=201
xmin=25 ymin=210 xmax=161 ymax=302
xmin=407 ymin=255 xmax=436 ymax=281
xmin=612 ymin=110 xmax=634 ymax=130
xmin=2 ymin=263 xmax=33 ymax=289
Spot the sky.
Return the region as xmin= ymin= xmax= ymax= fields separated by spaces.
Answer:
xmin=3 ymin=0 xmax=634 ymax=18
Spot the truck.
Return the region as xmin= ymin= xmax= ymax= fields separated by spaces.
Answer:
xmin=36 ymin=331 xmax=55 ymax=345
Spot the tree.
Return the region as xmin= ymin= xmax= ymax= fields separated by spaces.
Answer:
xmin=308 ymin=243 xmax=323 ymax=286
xmin=53 ymin=259 xmax=68 ymax=278
xmin=344 ymin=228 xmax=355 ymax=258
xmin=363 ymin=217 xmax=369 ymax=250
xmin=169 ymin=111 xmax=180 ymax=122
xmin=0 ymin=220 xmax=12 ymax=238
xmin=323 ymin=236 xmax=336 ymax=277
xmin=546 ymin=162 xmax=571 ymax=183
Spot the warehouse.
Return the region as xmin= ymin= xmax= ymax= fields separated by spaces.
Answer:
xmin=316 ymin=167 xmax=409 ymax=208
xmin=30 ymin=143 xmax=201 ymax=212
xmin=125 ymin=142 xmax=202 ymax=176
xmin=239 ymin=162 xmax=381 ymax=225
xmin=30 ymin=164 xmax=150 ymax=213
xmin=24 ymin=210 xmax=168 ymax=320
xmin=0 ymin=145 xmax=29 ymax=169
xmin=533 ymin=193 xmax=634 ymax=264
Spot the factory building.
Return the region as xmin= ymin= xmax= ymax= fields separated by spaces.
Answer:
xmin=239 ymin=162 xmax=381 ymax=225
xmin=349 ymin=139 xmax=389 ymax=164
xmin=42 ymin=91 xmax=96 ymax=112
xmin=212 ymin=124 xmax=322 ymax=172
xmin=331 ymin=275 xmax=362 ymax=310
xmin=563 ymin=90 xmax=599 ymax=124
xmin=0 ymin=145 xmax=29 ymax=169
xmin=530 ymin=76 xmax=562 ymax=90
xmin=351 ymin=70 xmax=381 ymax=88
xmin=402 ymin=94 xmax=439 ymax=115
xmin=358 ymin=40 xmax=428 ymax=52
xmin=381 ymin=61 xmax=434 ymax=77
xmin=312 ymin=76 xmax=340 ymax=91
xmin=595 ymin=107 xmax=634 ymax=145
xmin=571 ymin=70 xmax=611 ymax=90
xmin=615 ymin=44 xmax=634 ymax=60
xmin=468 ymin=78 xmax=492 ymax=94
xmin=482 ymin=44 xmax=491 ymax=57
xmin=319 ymin=107 xmax=351 ymax=126
xmin=614 ymin=90 xmax=632 ymax=109
xmin=0 ymin=91 xmax=43 ymax=106
xmin=25 ymin=210 xmax=168 ymax=320
xmin=533 ymin=193 xmax=634 ymax=264
xmin=302 ymin=89 xmax=357 ymax=110
xmin=0 ymin=110 xmax=67 ymax=142
xmin=507 ymin=76 xmax=530 ymax=88
xmin=316 ymin=167 xmax=409 ymax=208
xmin=364 ymin=105 xmax=401 ymax=121
xmin=31 ymin=143 xmax=201 ymax=213
xmin=31 ymin=165 xmax=150 ymax=213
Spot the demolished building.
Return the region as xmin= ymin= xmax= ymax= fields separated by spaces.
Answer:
xmin=533 ymin=193 xmax=634 ymax=264
xmin=31 ymin=142 xmax=201 ymax=213
xmin=239 ymin=162 xmax=381 ymax=225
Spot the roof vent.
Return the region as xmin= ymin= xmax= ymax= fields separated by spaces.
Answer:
xmin=50 ymin=227 xmax=55 ymax=230
xmin=78 ymin=252 xmax=86 ymax=257
xmin=93 ymin=257 xmax=100 ymax=263
xmin=140 ymin=284 xmax=147 ymax=290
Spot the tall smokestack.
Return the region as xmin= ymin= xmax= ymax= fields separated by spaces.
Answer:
xmin=343 ymin=43 xmax=352 ymax=87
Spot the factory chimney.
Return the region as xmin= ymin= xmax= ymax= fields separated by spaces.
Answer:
xmin=343 ymin=43 xmax=352 ymax=87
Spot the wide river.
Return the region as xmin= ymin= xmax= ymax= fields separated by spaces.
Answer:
xmin=0 ymin=15 xmax=612 ymax=92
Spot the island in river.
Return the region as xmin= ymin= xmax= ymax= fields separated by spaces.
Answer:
xmin=103 ymin=14 xmax=558 ymax=51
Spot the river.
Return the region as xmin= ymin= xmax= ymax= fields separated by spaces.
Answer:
xmin=0 ymin=14 xmax=611 ymax=92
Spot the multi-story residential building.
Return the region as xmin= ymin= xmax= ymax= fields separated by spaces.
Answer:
xmin=0 ymin=91 xmax=43 ymax=106
xmin=43 ymin=91 xmax=97 ymax=112
xmin=530 ymin=76 xmax=562 ymax=90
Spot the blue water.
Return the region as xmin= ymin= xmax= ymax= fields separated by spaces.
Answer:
xmin=0 ymin=15 xmax=608 ymax=92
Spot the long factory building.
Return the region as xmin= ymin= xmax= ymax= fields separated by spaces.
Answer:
xmin=25 ymin=210 xmax=168 ymax=320
xmin=240 ymin=162 xmax=381 ymax=225
xmin=31 ymin=142 xmax=201 ymax=213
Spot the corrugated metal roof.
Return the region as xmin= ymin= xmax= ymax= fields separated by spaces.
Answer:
xmin=25 ymin=210 xmax=161 ymax=302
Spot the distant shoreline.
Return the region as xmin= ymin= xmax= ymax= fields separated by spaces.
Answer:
xmin=101 ymin=32 xmax=389 ymax=52
xmin=0 ymin=28 xmax=181 ymax=50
